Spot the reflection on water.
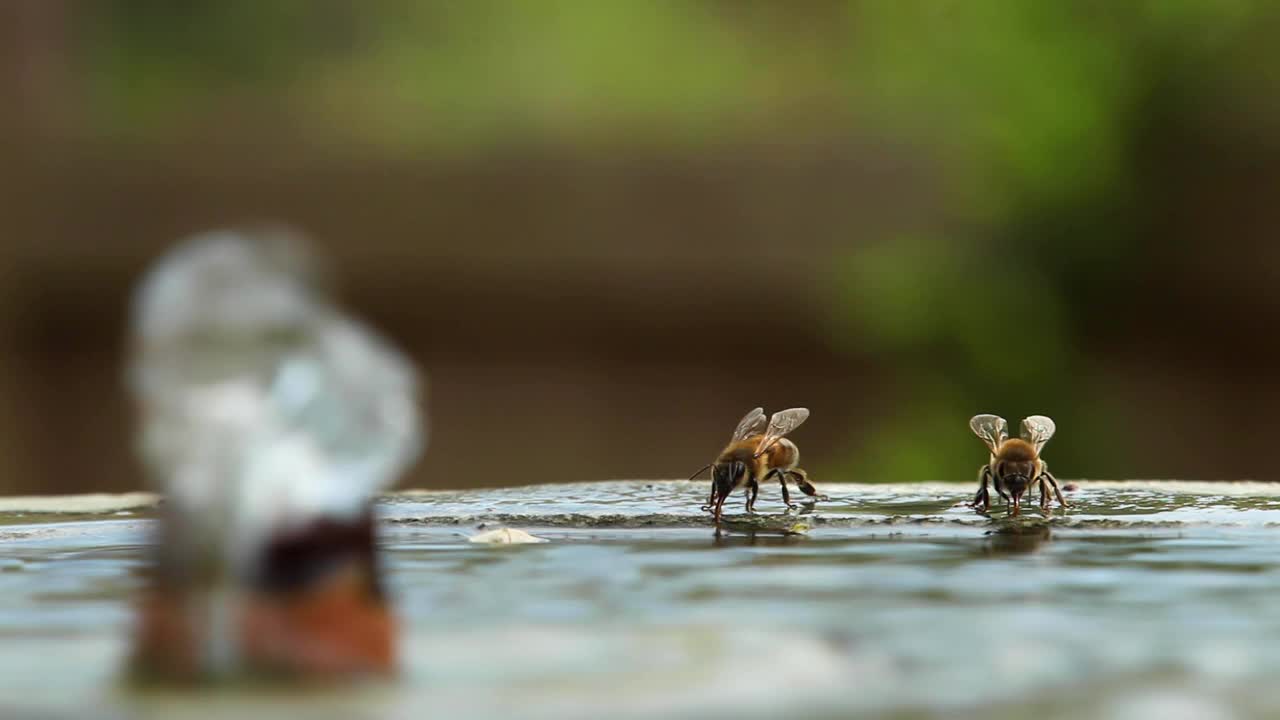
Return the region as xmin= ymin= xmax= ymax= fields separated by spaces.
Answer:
xmin=984 ymin=522 xmax=1053 ymax=555
xmin=4 ymin=481 xmax=1280 ymax=718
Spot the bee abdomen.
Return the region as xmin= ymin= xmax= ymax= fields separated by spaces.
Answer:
xmin=766 ymin=438 xmax=799 ymax=469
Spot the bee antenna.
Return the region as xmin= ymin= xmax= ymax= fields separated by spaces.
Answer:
xmin=686 ymin=463 xmax=713 ymax=481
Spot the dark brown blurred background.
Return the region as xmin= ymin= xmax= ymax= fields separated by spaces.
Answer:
xmin=2 ymin=1 xmax=1279 ymax=494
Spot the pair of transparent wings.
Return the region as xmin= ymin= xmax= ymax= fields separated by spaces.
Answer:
xmin=969 ymin=414 xmax=1055 ymax=454
xmin=731 ymin=407 xmax=810 ymax=456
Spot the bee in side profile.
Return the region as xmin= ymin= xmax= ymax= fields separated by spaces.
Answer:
xmin=689 ymin=407 xmax=825 ymax=529
xmin=968 ymin=414 xmax=1067 ymax=516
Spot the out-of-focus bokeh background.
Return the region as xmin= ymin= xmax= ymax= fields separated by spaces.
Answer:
xmin=2 ymin=1 xmax=1278 ymax=495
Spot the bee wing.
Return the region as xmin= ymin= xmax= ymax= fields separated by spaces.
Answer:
xmin=754 ymin=408 xmax=809 ymax=456
xmin=969 ymin=414 xmax=1008 ymax=454
xmin=1020 ymin=415 xmax=1056 ymax=454
xmin=731 ymin=407 xmax=767 ymax=442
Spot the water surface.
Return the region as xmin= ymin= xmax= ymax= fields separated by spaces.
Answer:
xmin=3 ymin=481 xmax=1280 ymax=719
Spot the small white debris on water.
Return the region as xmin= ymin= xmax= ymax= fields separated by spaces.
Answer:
xmin=468 ymin=528 xmax=548 ymax=544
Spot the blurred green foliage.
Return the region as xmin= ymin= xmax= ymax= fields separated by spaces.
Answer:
xmin=82 ymin=0 xmax=851 ymax=148
xmin=76 ymin=1 xmax=1280 ymax=481
xmin=835 ymin=0 xmax=1272 ymax=481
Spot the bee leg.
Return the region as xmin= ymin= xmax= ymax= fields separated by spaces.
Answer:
xmin=745 ymin=479 xmax=759 ymax=513
xmin=1041 ymin=468 xmax=1069 ymax=508
xmin=993 ymin=471 xmax=1010 ymax=508
xmin=789 ymin=469 xmax=828 ymax=502
xmin=974 ymin=485 xmax=990 ymax=512
xmin=991 ymin=470 xmax=1010 ymax=508
xmin=773 ymin=469 xmax=797 ymax=510
xmin=968 ymin=465 xmax=992 ymax=512
xmin=701 ymin=477 xmax=719 ymax=513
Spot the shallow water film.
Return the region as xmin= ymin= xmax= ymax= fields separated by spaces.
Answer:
xmin=4 ymin=481 xmax=1280 ymax=719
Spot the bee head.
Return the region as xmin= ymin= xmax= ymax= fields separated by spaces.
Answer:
xmin=997 ymin=457 xmax=1037 ymax=515
xmin=1002 ymin=470 xmax=1031 ymax=495
xmin=712 ymin=460 xmax=747 ymax=500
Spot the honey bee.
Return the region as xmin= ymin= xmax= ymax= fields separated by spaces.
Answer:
xmin=968 ymin=414 xmax=1067 ymax=516
xmin=689 ymin=407 xmax=826 ymax=529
